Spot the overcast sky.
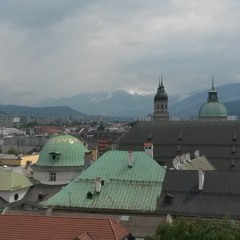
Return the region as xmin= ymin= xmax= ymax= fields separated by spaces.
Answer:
xmin=0 ymin=0 xmax=240 ymax=105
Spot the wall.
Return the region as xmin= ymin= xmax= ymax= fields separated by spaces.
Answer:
xmin=0 ymin=187 xmax=30 ymax=203
xmin=33 ymin=170 xmax=82 ymax=185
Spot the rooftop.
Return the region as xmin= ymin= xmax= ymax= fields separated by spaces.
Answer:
xmin=42 ymin=150 xmax=166 ymax=212
xmin=157 ymin=170 xmax=240 ymax=218
xmin=116 ymin=121 xmax=240 ymax=170
xmin=0 ymin=169 xmax=35 ymax=191
xmin=0 ymin=215 xmax=131 ymax=240
xmin=36 ymin=134 xmax=88 ymax=167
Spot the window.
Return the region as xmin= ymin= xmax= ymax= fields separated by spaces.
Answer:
xmin=50 ymin=172 xmax=56 ymax=181
xmin=14 ymin=194 xmax=19 ymax=201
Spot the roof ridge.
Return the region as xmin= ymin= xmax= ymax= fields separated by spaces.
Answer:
xmin=109 ymin=218 xmax=130 ymax=240
xmin=0 ymin=214 xmax=122 ymax=221
xmin=109 ymin=218 xmax=118 ymax=240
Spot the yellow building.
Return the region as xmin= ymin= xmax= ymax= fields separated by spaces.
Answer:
xmin=0 ymin=154 xmax=39 ymax=167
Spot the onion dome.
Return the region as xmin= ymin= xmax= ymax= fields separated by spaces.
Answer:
xmin=154 ymin=76 xmax=168 ymax=102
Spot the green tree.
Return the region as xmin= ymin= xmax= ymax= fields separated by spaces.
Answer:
xmin=145 ymin=219 xmax=240 ymax=240
xmin=7 ymin=147 xmax=18 ymax=155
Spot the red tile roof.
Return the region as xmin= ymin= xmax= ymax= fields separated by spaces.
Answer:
xmin=0 ymin=215 xmax=131 ymax=240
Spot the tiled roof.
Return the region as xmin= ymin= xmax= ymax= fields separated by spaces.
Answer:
xmin=0 ymin=169 xmax=34 ymax=191
xmin=0 ymin=215 xmax=131 ymax=240
xmin=157 ymin=170 xmax=240 ymax=218
xmin=42 ymin=150 xmax=165 ymax=212
xmin=116 ymin=121 xmax=240 ymax=170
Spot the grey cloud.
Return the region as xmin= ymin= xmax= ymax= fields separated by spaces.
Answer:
xmin=0 ymin=0 xmax=240 ymax=105
xmin=0 ymin=0 xmax=89 ymax=28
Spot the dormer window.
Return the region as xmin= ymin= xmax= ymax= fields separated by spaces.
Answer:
xmin=49 ymin=151 xmax=61 ymax=161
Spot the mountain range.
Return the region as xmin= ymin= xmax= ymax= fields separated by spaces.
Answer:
xmin=34 ymin=83 xmax=240 ymax=118
xmin=1 ymin=83 xmax=240 ymax=120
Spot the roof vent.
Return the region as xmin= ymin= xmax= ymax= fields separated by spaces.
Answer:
xmin=164 ymin=193 xmax=174 ymax=204
xmin=198 ymin=169 xmax=204 ymax=191
xmin=87 ymin=191 xmax=94 ymax=199
xmin=178 ymin=133 xmax=183 ymax=141
xmin=177 ymin=146 xmax=181 ymax=152
xmin=148 ymin=132 xmax=152 ymax=140
xmin=231 ymin=159 xmax=235 ymax=167
xmin=232 ymin=146 xmax=236 ymax=153
xmin=233 ymin=132 xmax=237 ymax=141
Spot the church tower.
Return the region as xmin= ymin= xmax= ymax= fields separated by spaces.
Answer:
xmin=198 ymin=77 xmax=228 ymax=120
xmin=152 ymin=76 xmax=169 ymax=121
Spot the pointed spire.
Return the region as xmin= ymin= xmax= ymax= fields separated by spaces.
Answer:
xmin=208 ymin=75 xmax=218 ymax=102
xmin=161 ymin=74 xmax=163 ymax=86
xmin=212 ymin=75 xmax=215 ymax=90
xmin=158 ymin=75 xmax=161 ymax=88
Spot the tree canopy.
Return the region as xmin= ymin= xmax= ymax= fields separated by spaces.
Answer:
xmin=145 ymin=219 xmax=240 ymax=240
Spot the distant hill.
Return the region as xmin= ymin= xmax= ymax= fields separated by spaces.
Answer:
xmin=32 ymin=83 xmax=240 ymax=118
xmin=224 ymin=100 xmax=240 ymax=116
xmin=34 ymin=90 xmax=155 ymax=117
xmin=0 ymin=105 xmax=88 ymax=119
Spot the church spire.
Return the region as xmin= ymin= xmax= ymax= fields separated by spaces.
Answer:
xmin=153 ymin=75 xmax=169 ymax=121
xmin=208 ymin=76 xmax=218 ymax=102
xmin=212 ymin=75 xmax=215 ymax=90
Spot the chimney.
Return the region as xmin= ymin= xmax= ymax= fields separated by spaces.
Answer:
xmin=95 ymin=177 xmax=102 ymax=193
xmin=144 ymin=142 xmax=153 ymax=158
xmin=172 ymin=156 xmax=180 ymax=170
xmin=198 ymin=169 xmax=204 ymax=191
xmin=128 ymin=150 xmax=134 ymax=167
xmin=186 ymin=152 xmax=191 ymax=162
xmin=195 ymin=149 xmax=200 ymax=159
xmin=165 ymin=214 xmax=173 ymax=224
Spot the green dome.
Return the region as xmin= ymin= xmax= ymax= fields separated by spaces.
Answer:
xmin=199 ymin=80 xmax=228 ymax=119
xmin=199 ymin=102 xmax=228 ymax=118
xmin=36 ymin=135 xmax=87 ymax=167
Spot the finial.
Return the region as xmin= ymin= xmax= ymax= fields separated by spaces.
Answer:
xmin=158 ymin=75 xmax=161 ymax=88
xmin=161 ymin=74 xmax=163 ymax=86
xmin=212 ymin=75 xmax=214 ymax=90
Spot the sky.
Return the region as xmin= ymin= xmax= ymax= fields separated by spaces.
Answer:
xmin=0 ymin=0 xmax=240 ymax=105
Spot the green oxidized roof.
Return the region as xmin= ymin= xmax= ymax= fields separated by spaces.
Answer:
xmin=36 ymin=135 xmax=87 ymax=167
xmin=199 ymin=80 xmax=227 ymax=118
xmin=42 ymin=150 xmax=166 ymax=212
xmin=199 ymin=102 xmax=228 ymax=117
xmin=0 ymin=170 xmax=35 ymax=191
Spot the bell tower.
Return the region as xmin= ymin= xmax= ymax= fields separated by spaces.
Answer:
xmin=152 ymin=75 xmax=169 ymax=121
